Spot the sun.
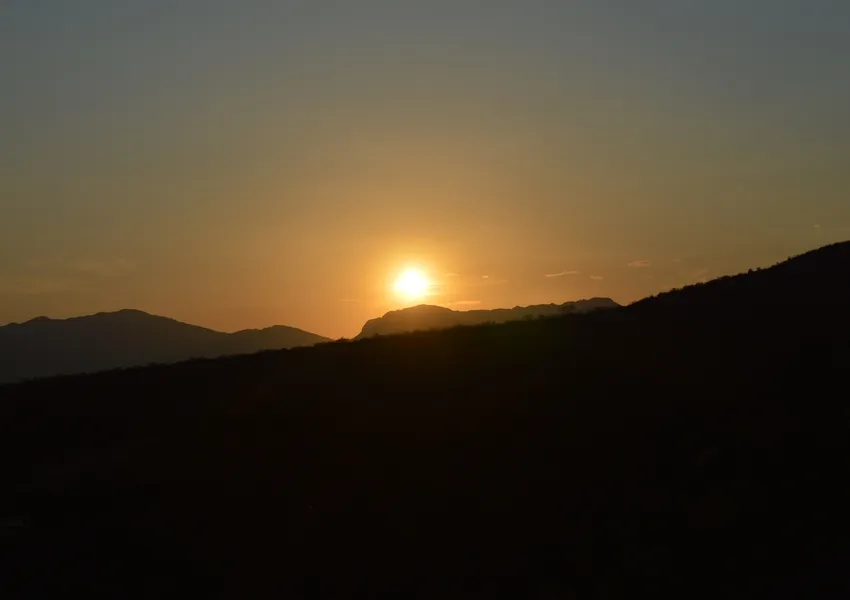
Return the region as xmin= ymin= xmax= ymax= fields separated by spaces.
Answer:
xmin=393 ymin=268 xmax=432 ymax=302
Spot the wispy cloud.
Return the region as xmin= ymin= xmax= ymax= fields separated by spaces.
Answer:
xmin=628 ymin=260 xmax=652 ymax=268
xmin=589 ymin=275 xmax=604 ymax=281
xmin=545 ymin=270 xmax=580 ymax=278
xmin=670 ymin=258 xmax=683 ymax=264
xmin=444 ymin=272 xmax=460 ymax=278
xmin=812 ymin=224 xmax=821 ymax=229
xmin=480 ymin=278 xmax=507 ymax=286
xmin=338 ymin=298 xmax=359 ymax=304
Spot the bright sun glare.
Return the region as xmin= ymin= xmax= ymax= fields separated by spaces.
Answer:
xmin=393 ymin=268 xmax=432 ymax=302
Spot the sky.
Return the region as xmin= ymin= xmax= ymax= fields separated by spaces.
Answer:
xmin=1 ymin=0 xmax=849 ymax=338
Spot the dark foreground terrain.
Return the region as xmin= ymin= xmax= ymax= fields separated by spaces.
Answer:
xmin=2 ymin=242 xmax=849 ymax=598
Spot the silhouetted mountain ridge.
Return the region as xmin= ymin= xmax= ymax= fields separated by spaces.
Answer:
xmin=355 ymin=297 xmax=619 ymax=339
xmin=0 ymin=310 xmax=330 ymax=383
xmin=628 ymin=240 xmax=850 ymax=314
xmin=2 ymin=242 xmax=849 ymax=598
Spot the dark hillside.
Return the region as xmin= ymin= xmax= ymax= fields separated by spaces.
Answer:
xmin=630 ymin=241 xmax=850 ymax=314
xmin=1 ymin=243 xmax=849 ymax=599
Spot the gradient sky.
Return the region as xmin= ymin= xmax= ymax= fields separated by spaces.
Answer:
xmin=2 ymin=1 xmax=849 ymax=338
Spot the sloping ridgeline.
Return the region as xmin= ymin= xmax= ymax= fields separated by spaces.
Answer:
xmin=1 ymin=242 xmax=849 ymax=598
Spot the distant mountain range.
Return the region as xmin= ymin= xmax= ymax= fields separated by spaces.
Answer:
xmin=354 ymin=297 xmax=620 ymax=339
xmin=0 ymin=298 xmax=620 ymax=383
xmin=0 ymin=309 xmax=330 ymax=383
